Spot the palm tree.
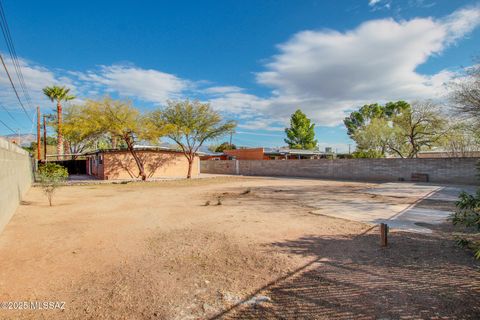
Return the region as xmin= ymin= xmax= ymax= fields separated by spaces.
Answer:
xmin=43 ymin=86 xmax=75 ymax=159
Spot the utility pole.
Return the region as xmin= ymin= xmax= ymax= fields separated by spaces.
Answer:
xmin=348 ymin=144 xmax=351 ymax=154
xmin=37 ymin=106 xmax=41 ymax=160
xmin=43 ymin=115 xmax=47 ymax=161
xmin=229 ymin=132 xmax=233 ymax=146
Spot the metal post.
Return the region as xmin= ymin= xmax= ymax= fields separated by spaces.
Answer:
xmin=36 ymin=106 xmax=41 ymax=160
xmin=380 ymin=223 xmax=388 ymax=247
xmin=43 ymin=115 xmax=47 ymax=161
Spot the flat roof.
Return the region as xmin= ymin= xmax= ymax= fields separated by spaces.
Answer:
xmin=84 ymin=145 xmax=184 ymax=155
xmin=264 ymin=148 xmax=325 ymax=155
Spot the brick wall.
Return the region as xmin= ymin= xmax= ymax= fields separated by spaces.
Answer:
xmin=200 ymin=158 xmax=480 ymax=185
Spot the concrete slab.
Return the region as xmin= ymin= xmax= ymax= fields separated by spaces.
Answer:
xmin=310 ymin=182 xmax=475 ymax=233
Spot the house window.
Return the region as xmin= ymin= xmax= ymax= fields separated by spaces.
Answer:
xmin=99 ymin=155 xmax=103 ymax=165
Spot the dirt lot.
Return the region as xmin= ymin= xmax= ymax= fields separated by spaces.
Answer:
xmin=0 ymin=176 xmax=479 ymax=319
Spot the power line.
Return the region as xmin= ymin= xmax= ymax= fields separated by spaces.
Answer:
xmin=0 ymin=117 xmax=16 ymax=134
xmin=0 ymin=0 xmax=34 ymax=110
xmin=0 ymin=52 xmax=32 ymax=122
xmin=0 ymin=103 xmax=19 ymax=123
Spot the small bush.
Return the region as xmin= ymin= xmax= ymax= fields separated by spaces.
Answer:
xmin=452 ymin=190 xmax=480 ymax=230
xmin=352 ymin=149 xmax=384 ymax=159
xmin=37 ymin=163 xmax=68 ymax=206
xmin=452 ymin=162 xmax=480 ymax=259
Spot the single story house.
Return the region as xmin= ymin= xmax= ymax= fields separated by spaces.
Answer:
xmin=85 ymin=146 xmax=199 ymax=180
xmin=200 ymin=147 xmax=327 ymax=160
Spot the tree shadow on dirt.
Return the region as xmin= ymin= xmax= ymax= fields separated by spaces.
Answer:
xmin=212 ymin=228 xmax=480 ymax=319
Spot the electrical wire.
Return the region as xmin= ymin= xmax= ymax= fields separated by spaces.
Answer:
xmin=0 ymin=117 xmax=16 ymax=134
xmin=0 ymin=52 xmax=32 ymax=122
xmin=0 ymin=0 xmax=34 ymax=110
xmin=0 ymin=103 xmax=19 ymax=123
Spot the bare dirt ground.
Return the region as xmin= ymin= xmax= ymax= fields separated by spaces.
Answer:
xmin=0 ymin=176 xmax=479 ymax=319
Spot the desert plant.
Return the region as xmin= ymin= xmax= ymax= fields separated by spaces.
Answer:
xmin=452 ymin=162 xmax=480 ymax=259
xmin=81 ymin=98 xmax=161 ymax=180
xmin=37 ymin=163 xmax=68 ymax=206
xmin=453 ymin=189 xmax=480 ymax=230
xmin=149 ymin=100 xmax=236 ymax=178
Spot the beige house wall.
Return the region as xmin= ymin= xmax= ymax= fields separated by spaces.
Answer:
xmin=100 ymin=150 xmax=199 ymax=180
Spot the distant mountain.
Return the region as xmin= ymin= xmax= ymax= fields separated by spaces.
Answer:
xmin=2 ymin=133 xmax=36 ymax=147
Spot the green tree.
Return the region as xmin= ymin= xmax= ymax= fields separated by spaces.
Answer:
xmin=42 ymin=86 xmax=75 ymax=159
xmin=214 ymin=142 xmax=236 ymax=152
xmin=62 ymin=104 xmax=100 ymax=159
xmin=37 ymin=163 xmax=68 ymax=206
xmin=436 ymin=120 xmax=480 ymax=157
xmin=351 ymin=149 xmax=384 ymax=158
xmin=346 ymin=101 xmax=445 ymax=158
xmin=344 ymin=101 xmax=410 ymax=139
xmin=149 ymin=100 xmax=236 ymax=178
xmin=284 ymin=109 xmax=317 ymax=150
xmin=83 ymin=98 xmax=154 ymax=180
xmin=352 ymin=118 xmax=393 ymax=157
xmin=388 ymin=102 xmax=446 ymax=158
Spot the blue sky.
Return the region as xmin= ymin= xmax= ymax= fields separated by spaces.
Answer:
xmin=0 ymin=0 xmax=479 ymax=151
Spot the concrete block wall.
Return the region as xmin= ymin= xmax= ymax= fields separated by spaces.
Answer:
xmin=200 ymin=158 xmax=480 ymax=185
xmin=0 ymin=138 xmax=33 ymax=233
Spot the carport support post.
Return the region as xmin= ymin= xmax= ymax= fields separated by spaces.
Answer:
xmin=380 ymin=223 xmax=388 ymax=247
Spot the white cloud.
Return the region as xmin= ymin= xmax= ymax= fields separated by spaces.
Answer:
xmin=441 ymin=5 xmax=480 ymax=44
xmin=208 ymin=91 xmax=270 ymax=115
xmin=77 ymin=65 xmax=190 ymax=104
xmin=2 ymin=5 xmax=479 ymax=137
xmin=237 ymin=119 xmax=285 ymax=131
xmin=0 ymin=55 xmax=63 ymax=120
xmin=244 ymin=5 xmax=480 ymax=126
xmin=203 ymin=86 xmax=244 ymax=94
xmin=0 ymin=60 xmax=192 ymax=131
xmin=368 ymin=0 xmax=392 ymax=10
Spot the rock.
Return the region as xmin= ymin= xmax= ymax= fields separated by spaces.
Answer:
xmin=202 ymin=303 xmax=216 ymax=313
xmin=244 ymin=295 xmax=271 ymax=305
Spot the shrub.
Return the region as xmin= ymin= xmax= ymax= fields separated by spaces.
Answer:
xmin=452 ymin=161 xmax=480 ymax=259
xmin=37 ymin=163 xmax=68 ymax=206
xmin=351 ymin=149 xmax=383 ymax=158
xmin=453 ymin=190 xmax=480 ymax=230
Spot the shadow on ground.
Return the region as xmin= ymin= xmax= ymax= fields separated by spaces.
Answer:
xmin=212 ymin=227 xmax=480 ymax=319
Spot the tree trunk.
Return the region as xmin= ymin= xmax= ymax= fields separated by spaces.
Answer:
xmin=64 ymin=140 xmax=71 ymax=159
xmin=57 ymin=101 xmax=63 ymax=160
xmin=187 ymin=158 xmax=193 ymax=179
xmin=125 ymin=135 xmax=146 ymax=181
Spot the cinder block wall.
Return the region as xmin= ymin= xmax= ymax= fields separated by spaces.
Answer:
xmin=200 ymin=158 xmax=480 ymax=185
xmin=0 ymin=138 xmax=33 ymax=233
